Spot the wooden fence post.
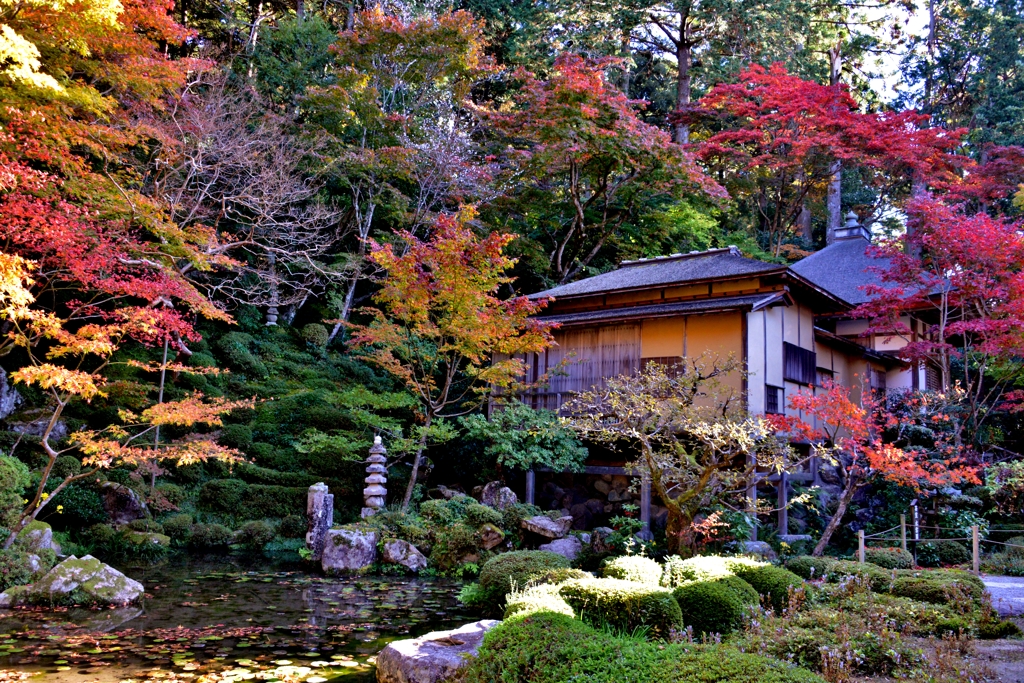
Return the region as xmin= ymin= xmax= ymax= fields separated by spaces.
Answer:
xmin=972 ymin=525 xmax=980 ymax=575
xmin=858 ymin=530 xmax=865 ymax=563
xmin=900 ymin=514 xmax=907 ymax=553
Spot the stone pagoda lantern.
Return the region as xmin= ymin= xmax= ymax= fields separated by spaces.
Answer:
xmin=362 ymin=436 xmax=387 ymax=517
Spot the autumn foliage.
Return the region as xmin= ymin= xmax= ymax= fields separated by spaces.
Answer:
xmin=350 ymin=210 xmax=554 ymax=509
xmin=773 ymin=380 xmax=978 ymax=555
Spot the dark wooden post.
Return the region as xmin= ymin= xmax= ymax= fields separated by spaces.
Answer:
xmin=777 ymin=471 xmax=789 ymax=536
xmin=525 ymin=470 xmax=536 ymax=506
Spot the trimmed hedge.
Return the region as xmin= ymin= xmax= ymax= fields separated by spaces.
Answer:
xmin=895 ymin=569 xmax=986 ymax=602
xmin=198 ymin=479 xmax=307 ymax=519
xmin=473 ymin=550 xmax=571 ymax=614
xmin=558 ymin=578 xmax=682 ymax=638
xmin=729 ymin=566 xmax=804 ymax=613
xmin=504 ymin=583 xmax=575 ymax=620
xmin=462 ymin=611 xmax=827 ymax=683
xmin=603 ymin=555 xmax=663 ymax=585
xmin=673 ymin=576 xmax=759 ymax=636
xmin=661 ymin=555 xmax=766 ymax=587
xmin=864 ymin=547 xmax=914 ymax=570
xmin=785 ymin=556 xmax=836 ymax=580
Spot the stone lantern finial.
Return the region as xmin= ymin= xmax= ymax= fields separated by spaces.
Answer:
xmin=361 ymin=436 xmax=387 ymax=518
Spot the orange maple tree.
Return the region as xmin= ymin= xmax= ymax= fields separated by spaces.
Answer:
xmin=773 ymin=379 xmax=978 ymax=556
xmin=349 ymin=210 xmax=554 ymax=510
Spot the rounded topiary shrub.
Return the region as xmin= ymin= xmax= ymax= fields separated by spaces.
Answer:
xmin=465 ymin=503 xmax=503 ymax=528
xmin=729 ymin=565 xmax=804 ymax=613
xmin=661 ymin=554 xmax=766 ymax=587
xmin=602 ymin=555 xmax=662 ymax=585
xmin=672 ymin=575 xmax=759 ymax=636
xmin=825 ymin=560 xmax=893 ymax=593
xmin=785 ymin=555 xmax=836 ymax=580
xmin=279 ymin=514 xmax=307 ymax=538
xmin=300 ymin=323 xmax=329 ymax=348
xmin=162 ymin=514 xmax=194 ymax=544
xmin=461 ymin=611 xmax=827 ymax=683
xmin=934 ymin=540 xmax=971 ymax=566
xmin=865 ymin=547 xmax=914 ymax=570
xmin=0 ymin=549 xmax=34 ymax=592
xmin=503 ymin=583 xmax=575 ymax=620
xmin=236 ymin=520 xmax=276 ymax=551
xmin=908 ymin=569 xmax=986 ymax=600
xmin=891 ymin=571 xmax=985 ymax=605
xmin=558 ymin=577 xmax=682 ymax=638
xmin=473 ymin=550 xmax=571 ymax=614
xmin=189 ymin=523 xmax=233 ymax=549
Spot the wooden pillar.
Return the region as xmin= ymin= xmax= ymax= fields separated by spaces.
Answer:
xmin=777 ymin=471 xmax=789 ymax=537
xmin=900 ymin=514 xmax=907 ymax=552
xmin=640 ymin=473 xmax=652 ymax=540
xmin=747 ymin=477 xmax=757 ymax=542
xmin=857 ymin=530 xmax=865 ymax=563
xmin=972 ymin=525 xmax=980 ymax=575
xmin=525 ymin=469 xmax=536 ymax=506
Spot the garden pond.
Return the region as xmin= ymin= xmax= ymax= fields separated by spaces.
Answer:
xmin=0 ymin=558 xmax=475 ymax=683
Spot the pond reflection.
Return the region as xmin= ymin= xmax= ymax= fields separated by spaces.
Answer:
xmin=0 ymin=557 xmax=474 ymax=683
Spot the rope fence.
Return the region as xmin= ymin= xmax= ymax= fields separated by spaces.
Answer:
xmin=850 ymin=512 xmax=1024 ymax=574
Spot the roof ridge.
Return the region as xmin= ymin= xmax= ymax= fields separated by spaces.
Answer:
xmin=619 ymin=246 xmax=742 ymax=268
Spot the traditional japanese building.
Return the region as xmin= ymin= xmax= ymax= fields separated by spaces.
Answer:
xmin=515 ymin=214 xmax=907 ymax=538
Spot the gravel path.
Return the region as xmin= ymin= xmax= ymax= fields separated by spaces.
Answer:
xmin=984 ymin=576 xmax=1024 ymax=616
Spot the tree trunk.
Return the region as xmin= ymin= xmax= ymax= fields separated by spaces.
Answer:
xmin=826 ymin=44 xmax=843 ymax=244
xmin=812 ymin=476 xmax=859 ymax=556
xmin=674 ymin=21 xmax=692 ymax=144
xmin=401 ymin=413 xmax=432 ymax=512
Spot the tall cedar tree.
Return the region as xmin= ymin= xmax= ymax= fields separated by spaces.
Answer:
xmin=349 ymin=211 xmax=554 ymax=510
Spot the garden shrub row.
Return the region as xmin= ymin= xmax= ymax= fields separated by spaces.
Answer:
xmin=462 ymin=611 xmax=826 ymax=683
xmin=557 ymin=577 xmax=683 ymax=638
xmin=198 ymin=479 xmax=307 ymax=519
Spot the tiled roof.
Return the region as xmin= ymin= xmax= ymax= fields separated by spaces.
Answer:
xmin=536 ymin=293 xmax=788 ymax=326
xmin=790 ymin=237 xmax=890 ymax=306
xmin=530 ymin=247 xmax=784 ymax=300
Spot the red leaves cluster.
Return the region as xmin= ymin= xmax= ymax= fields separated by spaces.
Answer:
xmin=774 ymin=380 xmax=978 ymax=491
xmin=856 ymin=196 xmax=1024 ymax=364
xmin=685 ymin=64 xmax=963 ymax=255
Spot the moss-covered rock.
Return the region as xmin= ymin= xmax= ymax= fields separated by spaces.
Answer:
xmin=0 ymin=555 xmax=143 ymax=607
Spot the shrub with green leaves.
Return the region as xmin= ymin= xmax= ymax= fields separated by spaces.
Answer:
xmin=729 ymin=565 xmax=804 ymax=613
xmin=890 ymin=576 xmax=981 ymax=606
xmin=279 ymin=514 xmax=306 ymax=538
xmin=300 ymin=323 xmax=329 ymax=348
xmin=660 ymin=554 xmax=766 ymax=587
xmin=673 ymin=576 xmax=758 ymax=636
xmin=504 ymin=582 xmax=575 ymax=620
xmin=465 ymin=503 xmax=503 ymax=528
xmin=0 ymin=455 xmax=30 ymax=529
xmin=603 ymin=555 xmax=662 ymax=585
xmin=785 ymin=556 xmax=836 ymax=580
xmin=189 ymin=523 xmax=233 ymax=549
xmin=0 ymin=549 xmax=35 ymax=592
xmin=864 ymin=547 xmax=914 ymax=570
xmin=236 ymin=520 xmax=276 ymax=551
xmin=825 ymin=561 xmax=894 ymax=593
xmin=557 ymin=577 xmax=682 ymax=638
xmin=895 ymin=569 xmax=985 ymax=602
xmin=162 ymin=514 xmax=194 ymax=544
xmin=469 ymin=550 xmax=571 ymax=614
xmin=428 ymin=524 xmax=477 ymax=572
xmin=420 ymin=496 xmax=475 ymax=526
xmin=462 ymin=612 xmax=826 ymax=683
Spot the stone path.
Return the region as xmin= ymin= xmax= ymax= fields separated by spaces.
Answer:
xmin=983 ymin=576 xmax=1024 ymax=616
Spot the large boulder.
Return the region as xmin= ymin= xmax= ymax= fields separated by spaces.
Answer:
xmin=7 ymin=409 xmax=67 ymax=442
xmin=736 ymin=540 xmax=778 ymax=561
xmin=99 ymin=482 xmax=147 ymax=525
xmin=478 ymin=482 xmax=518 ymax=511
xmin=382 ymin=540 xmax=428 ymax=573
xmin=521 ymin=515 xmax=573 ymax=539
xmin=376 ymin=620 xmax=499 ymax=683
xmin=322 ymin=528 xmax=377 ymax=574
xmin=538 ymin=536 xmax=582 ymax=562
xmin=0 ymin=555 xmax=143 ymax=607
xmin=0 ymin=367 xmax=22 ymax=419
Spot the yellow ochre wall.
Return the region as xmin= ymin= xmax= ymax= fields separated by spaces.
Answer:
xmin=640 ymin=312 xmax=744 ymax=394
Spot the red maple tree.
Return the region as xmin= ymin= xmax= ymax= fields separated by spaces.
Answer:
xmin=773 ymin=380 xmax=978 ymax=556
xmin=685 ymin=64 xmax=963 ymax=257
